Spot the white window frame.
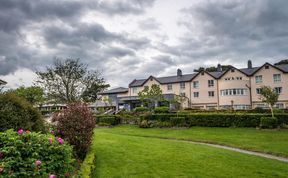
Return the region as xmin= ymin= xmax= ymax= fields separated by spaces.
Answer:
xmin=167 ymin=84 xmax=172 ymax=91
xmin=255 ymin=75 xmax=262 ymax=84
xmin=274 ymin=87 xmax=282 ymax=94
xmin=193 ymin=92 xmax=199 ymax=98
xmin=273 ymin=74 xmax=281 ymax=83
xmin=208 ymin=80 xmax=214 ymax=87
xmin=180 ymin=82 xmax=185 ymax=89
xmin=208 ymin=91 xmax=214 ymax=97
xmin=193 ymin=81 xmax=199 ymax=89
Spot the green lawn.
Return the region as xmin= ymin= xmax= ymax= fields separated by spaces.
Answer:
xmin=99 ymin=125 xmax=288 ymax=157
xmin=87 ymin=126 xmax=288 ymax=178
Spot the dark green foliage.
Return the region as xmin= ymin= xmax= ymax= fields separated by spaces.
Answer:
xmin=0 ymin=130 xmax=74 ymax=177
xmin=96 ymin=115 xmax=120 ymax=126
xmin=154 ymin=106 xmax=170 ymax=113
xmin=134 ymin=107 xmax=149 ymax=113
xmin=52 ymin=103 xmax=95 ymax=160
xmin=0 ymin=93 xmax=45 ymax=132
xmin=170 ymin=117 xmax=186 ymax=127
xmin=260 ymin=117 xmax=278 ymax=129
xmin=138 ymin=113 xmax=288 ymax=128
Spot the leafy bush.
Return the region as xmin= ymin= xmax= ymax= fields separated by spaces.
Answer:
xmin=170 ymin=117 xmax=186 ymax=127
xmin=134 ymin=107 xmax=149 ymax=113
xmin=52 ymin=102 xmax=95 ymax=160
xmin=0 ymin=93 xmax=45 ymax=132
xmin=139 ymin=120 xmax=151 ymax=128
xmin=154 ymin=106 xmax=170 ymax=113
xmin=96 ymin=116 xmax=120 ymax=126
xmin=260 ymin=117 xmax=278 ymax=129
xmin=0 ymin=129 xmax=74 ymax=177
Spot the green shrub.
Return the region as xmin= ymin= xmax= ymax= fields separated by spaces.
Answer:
xmin=0 ymin=129 xmax=74 ymax=177
xmin=0 ymin=93 xmax=45 ymax=132
xmin=138 ymin=113 xmax=288 ymax=128
xmin=170 ymin=117 xmax=186 ymax=127
xmin=52 ymin=102 xmax=96 ymax=160
xmin=260 ymin=117 xmax=278 ymax=129
xmin=139 ymin=120 xmax=151 ymax=128
xmin=96 ymin=115 xmax=120 ymax=126
xmin=134 ymin=107 xmax=149 ymax=113
xmin=154 ymin=106 xmax=170 ymax=113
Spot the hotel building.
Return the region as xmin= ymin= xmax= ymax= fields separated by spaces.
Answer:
xmin=100 ymin=61 xmax=288 ymax=110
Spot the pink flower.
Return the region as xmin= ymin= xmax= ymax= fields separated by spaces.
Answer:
xmin=17 ymin=129 xmax=24 ymax=134
xmin=57 ymin=137 xmax=64 ymax=144
xmin=48 ymin=138 xmax=53 ymax=144
xmin=35 ymin=160 xmax=42 ymax=166
xmin=0 ymin=167 xmax=4 ymax=173
xmin=49 ymin=175 xmax=56 ymax=178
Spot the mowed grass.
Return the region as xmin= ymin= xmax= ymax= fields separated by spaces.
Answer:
xmin=90 ymin=128 xmax=288 ymax=178
xmin=98 ymin=125 xmax=288 ymax=157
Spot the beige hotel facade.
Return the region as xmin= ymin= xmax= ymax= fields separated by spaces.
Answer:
xmin=100 ymin=61 xmax=288 ymax=110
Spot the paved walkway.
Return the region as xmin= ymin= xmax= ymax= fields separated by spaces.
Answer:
xmin=119 ymin=134 xmax=288 ymax=163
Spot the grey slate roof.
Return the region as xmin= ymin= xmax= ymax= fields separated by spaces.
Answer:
xmin=239 ymin=67 xmax=260 ymax=76
xmin=275 ymin=64 xmax=288 ymax=72
xmin=129 ymin=74 xmax=197 ymax=87
xmin=129 ymin=64 xmax=288 ymax=88
xmin=99 ymin=87 xmax=128 ymax=94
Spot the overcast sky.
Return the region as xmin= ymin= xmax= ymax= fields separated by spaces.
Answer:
xmin=1 ymin=0 xmax=288 ymax=89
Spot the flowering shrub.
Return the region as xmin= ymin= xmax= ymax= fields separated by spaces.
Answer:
xmin=0 ymin=93 xmax=45 ymax=132
xmin=0 ymin=129 xmax=74 ymax=177
xmin=52 ymin=102 xmax=96 ymax=160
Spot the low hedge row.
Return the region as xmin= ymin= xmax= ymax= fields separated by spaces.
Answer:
xmin=140 ymin=113 xmax=288 ymax=127
xmin=95 ymin=115 xmax=121 ymax=126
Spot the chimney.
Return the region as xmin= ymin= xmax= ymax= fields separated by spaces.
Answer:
xmin=247 ymin=60 xmax=252 ymax=69
xmin=177 ymin=69 xmax=182 ymax=77
xmin=217 ymin=64 xmax=222 ymax=72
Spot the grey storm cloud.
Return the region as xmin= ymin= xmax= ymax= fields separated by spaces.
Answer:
xmin=0 ymin=0 xmax=155 ymax=76
xmin=138 ymin=18 xmax=160 ymax=30
xmin=174 ymin=0 xmax=288 ymax=66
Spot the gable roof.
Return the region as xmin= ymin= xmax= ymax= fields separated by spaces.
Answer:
xmin=128 ymin=63 xmax=288 ymax=87
xmin=129 ymin=74 xmax=197 ymax=87
xmin=99 ymin=87 xmax=128 ymax=94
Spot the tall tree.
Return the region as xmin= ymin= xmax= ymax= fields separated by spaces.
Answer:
xmin=138 ymin=84 xmax=163 ymax=108
xmin=259 ymin=86 xmax=279 ymax=117
xmin=36 ymin=58 xmax=109 ymax=103
xmin=274 ymin=59 xmax=288 ymax=65
xmin=6 ymin=86 xmax=45 ymax=105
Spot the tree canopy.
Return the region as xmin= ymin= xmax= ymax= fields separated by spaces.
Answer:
xmin=259 ymin=86 xmax=279 ymax=117
xmin=36 ymin=58 xmax=109 ymax=103
xmin=5 ymin=86 xmax=45 ymax=105
xmin=138 ymin=84 xmax=163 ymax=108
xmin=274 ymin=59 xmax=288 ymax=65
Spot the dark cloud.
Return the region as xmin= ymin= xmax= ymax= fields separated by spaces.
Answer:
xmin=175 ymin=0 xmax=288 ymax=66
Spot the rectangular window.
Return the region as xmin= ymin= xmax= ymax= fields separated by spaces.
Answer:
xmin=274 ymin=87 xmax=282 ymax=94
xmin=220 ymin=89 xmax=248 ymax=96
xmin=193 ymin=92 xmax=199 ymax=98
xmin=208 ymin=91 xmax=214 ymax=97
xmin=180 ymin=82 xmax=185 ymax=89
xmin=167 ymin=84 xmax=172 ymax=91
xmin=193 ymin=81 xmax=199 ymax=88
xmin=255 ymin=75 xmax=262 ymax=84
xmin=208 ymin=80 xmax=214 ymax=87
xmin=132 ymin=87 xmax=138 ymax=94
xmin=180 ymin=92 xmax=186 ymax=97
xmin=256 ymin=88 xmax=262 ymax=94
xmin=273 ymin=74 xmax=281 ymax=82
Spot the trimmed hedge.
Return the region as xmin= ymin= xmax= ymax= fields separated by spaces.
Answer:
xmin=140 ymin=113 xmax=288 ymax=128
xmin=154 ymin=106 xmax=170 ymax=113
xmin=170 ymin=117 xmax=186 ymax=127
xmin=96 ymin=115 xmax=120 ymax=126
xmin=134 ymin=107 xmax=149 ymax=113
xmin=260 ymin=117 xmax=278 ymax=129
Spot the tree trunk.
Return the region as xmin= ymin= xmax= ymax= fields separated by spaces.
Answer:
xmin=270 ymin=105 xmax=274 ymax=118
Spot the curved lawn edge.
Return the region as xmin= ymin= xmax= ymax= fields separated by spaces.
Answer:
xmin=107 ymin=131 xmax=288 ymax=160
